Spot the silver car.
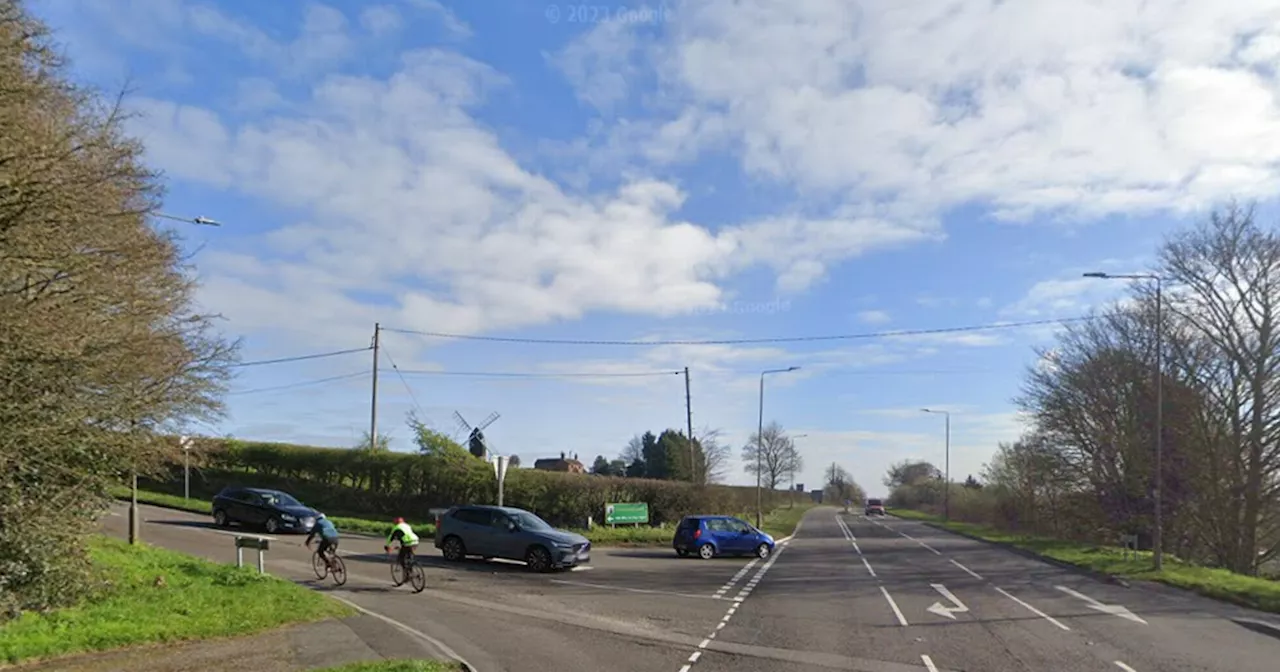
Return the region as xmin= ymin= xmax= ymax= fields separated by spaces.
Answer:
xmin=434 ymin=504 xmax=591 ymax=572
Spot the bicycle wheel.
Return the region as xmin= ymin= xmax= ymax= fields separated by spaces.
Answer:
xmin=409 ymin=564 xmax=426 ymax=593
xmin=330 ymin=555 xmax=347 ymax=586
xmin=390 ymin=558 xmax=406 ymax=586
xmin=311 ymin=551 xmax=328 ymax=580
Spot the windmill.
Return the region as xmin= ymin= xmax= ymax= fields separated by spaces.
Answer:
xmin=454 ymin=411 xmax=500 ymax=460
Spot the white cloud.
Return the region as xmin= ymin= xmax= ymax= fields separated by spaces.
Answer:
xmin=557 ymin=0 xmax=1280 ymax=223
xmin=129 ymin=45 xmax=929 ymax=345
xmin=1001 ymin=276 xmax=1130 ymax=318
xmin=857 ymin=310 xmax=892 ymax=325
xmin=359 ymin=5 xmax=403 ymax=36
xmin=405 ymin=0 xmax=472 ymax=39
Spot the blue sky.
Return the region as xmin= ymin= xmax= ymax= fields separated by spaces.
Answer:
xmin=29 ymin=0 xmax=1280 ymax=493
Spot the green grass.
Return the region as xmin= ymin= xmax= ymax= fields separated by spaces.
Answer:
xmin=315 ymin=660 xmax=462 ymax=672
xmin=0 ymin=536 xmax=353 ymax=665
xmin=117 ymin=487 xmax=811 ymax=547
xmin=889 ymin=508 xmax=1280 ymax=614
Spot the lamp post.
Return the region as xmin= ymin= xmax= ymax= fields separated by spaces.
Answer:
xmin=921 ymin=409 xmax=951 ymax=521
xmin=757 ymin=366 xmax=800 ymax=527
xmin=788 ymin=434 xmax=808 ymax=508
xmin=1084 ymin=271 xmax=1164 ymax=571
xmin=181 ymin=435 xmax=192 ymax=500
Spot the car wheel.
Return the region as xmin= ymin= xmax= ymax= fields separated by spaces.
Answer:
xmin=676 ymin=549 xmax=689 ymax=558
xmin=213 ymin=509 xmax=228 ymax=527
xmin=441 ymin=536 xmax=466 ymax=562
xmin=264 ymin=517 xmax=280 ymax=534
xmin=697 ymin=543 xmax=715 ymax=560
xmin=754 ymin=543 xmax=771 ymax=559
xmin=525 ymin=545 xmax=553 ymax=573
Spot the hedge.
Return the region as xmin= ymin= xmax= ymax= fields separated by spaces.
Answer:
xmin=145 ymin=438 xmax=803 ymax=527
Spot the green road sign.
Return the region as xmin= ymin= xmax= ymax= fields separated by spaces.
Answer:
xmin=605 ymin=502 xmax=649 ymax=525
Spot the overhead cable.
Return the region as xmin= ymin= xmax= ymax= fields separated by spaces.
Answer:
xmin=227 ymin=371 xmax=370 ymax=395
xmin=232 ymin=346 xmax=372 ymax=368
xmin=380 ymin=316 xmax=1087 ymax=346
xmin=393 ymin=368 xmax=683 ymax=378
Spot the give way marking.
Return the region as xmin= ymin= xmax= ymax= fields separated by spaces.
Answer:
xmin=926 ymin=583 xmax=970 ymax=620
xmin=1055 ymin=585 xmax=1147 ymax=624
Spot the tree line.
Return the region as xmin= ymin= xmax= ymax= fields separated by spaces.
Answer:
xmin=887 ymin=204 xmax=1280 ymax=578
xmin=1 ymin=0 xmax=239 ymax=619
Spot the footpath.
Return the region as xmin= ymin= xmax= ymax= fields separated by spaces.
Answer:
xmin=12 ymin=613 xmax=453 ymax=672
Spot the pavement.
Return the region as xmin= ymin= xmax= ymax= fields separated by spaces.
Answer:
xmin=89 ymin=502 xmax=1280 ymax=672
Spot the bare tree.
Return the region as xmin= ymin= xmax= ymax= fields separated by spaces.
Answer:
xmin=741 ymin=422 xmax=801 ymax=489
xmin=0 ymin=0 xmax=238 ymax=618
xmin=696 ymin=426 xmax=732 ymax=484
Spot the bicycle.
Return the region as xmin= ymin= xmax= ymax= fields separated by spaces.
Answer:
xmin=389 ymin=544 xmax=426 ymax=593
xmin=310 ymin=545 xmax=347 ymax=586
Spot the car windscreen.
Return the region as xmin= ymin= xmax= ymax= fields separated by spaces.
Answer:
xmin=266 ymin=491 xmax=303 ymax=508
xmin=867 ymin=499 xmax=883 ymax=506
xmin=510 ymin=510 xmax=552 ymax=531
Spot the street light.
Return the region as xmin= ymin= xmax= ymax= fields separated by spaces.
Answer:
xmin=155 ymin=212 xmax=222 ymax=226
xmin=1084 ymin=270 xmax=1165 ymax=571
xmin=788 ymin=434 xmax=808 ymax=508
xmin=921 ymin=409 xmax=951 ymax=522
xmin=758 ymin=366 xmax=801 ymax=527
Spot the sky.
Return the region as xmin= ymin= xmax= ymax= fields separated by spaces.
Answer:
xmin=28 ymin=0 xmax=1280 ymax=495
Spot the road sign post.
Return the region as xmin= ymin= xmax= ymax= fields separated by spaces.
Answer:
xmin=604 ymin=502 xmax=650 ymax=526
xmin=180 ymin=435 xmax=192 ymax=500
xmin=492 ymin=455 xmax=510 ymax=507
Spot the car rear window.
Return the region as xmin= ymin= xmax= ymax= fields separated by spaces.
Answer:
xmin=677 ymin=517 xmax=700 ymax=530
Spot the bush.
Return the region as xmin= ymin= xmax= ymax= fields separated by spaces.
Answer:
xmin=146 ymin=438 xmax=805 ymax=527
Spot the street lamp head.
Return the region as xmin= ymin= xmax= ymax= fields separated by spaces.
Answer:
xmin=1082 ymin=272 xmax=1109 ymax=278
xmin=787 ymin=366 xmax=800 ymax=372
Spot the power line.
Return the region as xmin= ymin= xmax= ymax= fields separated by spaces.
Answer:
xmin=380 ymin=316 xmax=1087 ymax=346
xmin=232 ymin=346 xmax=371 ymax=368
xmin=394 ymin=368 xmax=683 ymax=378
xmin=227 ymin=371 xmax=370 ymax=395
xmin=380 ymin=344 xmax=426 ymax=417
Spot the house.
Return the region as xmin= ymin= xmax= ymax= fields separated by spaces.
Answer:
xmin=533 ymin=451 xmax=586 ymax=473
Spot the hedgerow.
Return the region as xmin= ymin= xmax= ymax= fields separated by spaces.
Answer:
xmin=145 ymin=439 xmax=801 ymax=526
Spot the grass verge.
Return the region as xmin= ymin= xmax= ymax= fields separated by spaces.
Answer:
xmin=0 ymin=536 xmax=352 ymax=665
xmin=315 ymin=660 xmax=462 ymax=672
xmin=889 ymin=508 xmax=1280 ymax=614
xmin=117 ymin=487 xmax=811 ymax=547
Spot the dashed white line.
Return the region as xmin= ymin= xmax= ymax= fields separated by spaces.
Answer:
xmin=712 ymin=557 xmax=761 ymax=598
xmin=949 ymin=558 xmax=983 ymax=580
xmin=921 ymin=654 xmax=940 ymax=671
xmin=994 ymin=587 xmax=1071 ymax=631
xmin=897 ymin=529 xmax=941 ymax=555
xmin=861 ymin=557 xmax=877 ymax=577
xmin=1114 ymin=662 xmax=1138 ymax=672
xmin=880 ymin=585 xmax=910 ymax=626
xmin=674 ymin=538 xmax=792 ymax=670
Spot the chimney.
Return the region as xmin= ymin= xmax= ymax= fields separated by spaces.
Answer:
xmin=573 ymin=453 xmax=578 ymax=461
xmin=560 ymin=451 xmax=565 ymax=460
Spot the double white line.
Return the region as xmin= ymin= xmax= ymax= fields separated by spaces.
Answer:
xmin=835 ymin=515 xmax=877 ymax=578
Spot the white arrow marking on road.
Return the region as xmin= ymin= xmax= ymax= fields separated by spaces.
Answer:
xmin=926 ymin=583 xmax=970 ymax=620
xmin=1055 ymin=585 xmax=1147 ymax=624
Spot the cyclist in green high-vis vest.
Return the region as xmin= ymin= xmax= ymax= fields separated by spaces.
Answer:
xmin=384 ymin=517 xmax=420 ymax=576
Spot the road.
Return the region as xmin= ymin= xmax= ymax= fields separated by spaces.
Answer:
xmin=100 ymin=503 xmax=1280 ymax=671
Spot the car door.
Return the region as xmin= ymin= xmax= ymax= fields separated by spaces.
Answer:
xmin=718 ymin=518 xmax=753 ymax=553
xmin=488 ymin=511 xmax=523 ymax=559
xmin=227 ymin=489 xmax=254 ymax=524
xmin=704 ymin=517 xmax=735 ymax=552
xmin=455 ymin=508 xmax=496 ymax=557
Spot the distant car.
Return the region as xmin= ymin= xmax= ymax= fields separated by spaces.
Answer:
xmin=673 ymin=515 xmax=775 ymax=560
xmin=434 ymin=504 xmax=591 ymax=572
xmin=865 ymin=498 xmax=886 ymax=516
xmin=211 ymin=486 xmax=318 ymax=534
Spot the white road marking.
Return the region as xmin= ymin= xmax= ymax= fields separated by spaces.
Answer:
xmin=921 ymin=654 xmax=940 ymax=672
xmin=548 ymin=579 xmax=720 ymax=600
xmin=897 ymin=529 xmax=941 ymax=555
xmin=861 ymin=557 xmax=877 ymax=577
xmin=880 ymin=586 xmax=910 ymax=626
xmin=1055 ymin=585 xmax=1147 ymax=624
xmin=926 ymin=583 xmax=970 ymax=620
xmin=836 ymin=515 xmax=878 ymax=577
xmin=672 ymin=538 xmax=792 ymax=670
xmin=713 ymin=557 xmax=761 ymax=598
xmin=324 ymin=593 xmax=476 ymax=671
xmin=1114 ymin=662 xmax=1138 ymax=672
xmin=569 ymin=565 xmax=593 ymax=572
xmin=949 ymin=558 xmax=983 ymax=580
xmin=994 ymin=587 xmax=1070 ymax=631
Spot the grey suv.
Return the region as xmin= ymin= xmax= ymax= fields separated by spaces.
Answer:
xmin=434 ymin=504 xmax=591 ymax=572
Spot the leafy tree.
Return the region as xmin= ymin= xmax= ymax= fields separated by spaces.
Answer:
xmin=963 ymin=475 xmax=982 ymax=489
xmin=508 ymin=454 xmax=521 ymax=468
xmin=741 ymin=422 xmax=801 ymax=489
xmin=883 ymin=460 xmax=941 ymax=490
xmin=607 ymin=458 xmax=627 ymax=476
xmin=0 ymin=0 xmax=237 ymax=618
xmin=824 ymin=463 xmax=865 ymax=506
xmin=355 ymin=430 xmax=391 ymax=452
xmin=407 ymin=412 xmax=469 ymax=460
xmin=591 ymin=455 xmax=611 ymax=475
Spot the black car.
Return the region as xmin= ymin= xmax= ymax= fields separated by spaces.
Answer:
xmin=211 ymin=486 xmax=318 ymax=534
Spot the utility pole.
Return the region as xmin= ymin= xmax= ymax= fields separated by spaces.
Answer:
xmin=370 ymin=323 xmax=380 ymax=448
xmin=684 ymin=367 xmax=695 ymax=483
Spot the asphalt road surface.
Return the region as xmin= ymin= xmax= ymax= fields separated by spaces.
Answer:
xmin=99 ymin=503 xmax=1280 ymax=671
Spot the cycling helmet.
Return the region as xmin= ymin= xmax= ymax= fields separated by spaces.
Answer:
xmin=394 ymin=517 xmax=405 ymax=524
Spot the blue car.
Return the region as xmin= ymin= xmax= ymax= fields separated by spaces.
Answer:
xmin=673 ymin=515 xmax=775 ymax=560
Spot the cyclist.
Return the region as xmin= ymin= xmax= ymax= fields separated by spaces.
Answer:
xmin=384 ymin=516 xmax=420 ymax=576
xmin=305 ymin=513 xmax=340 ymax=570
